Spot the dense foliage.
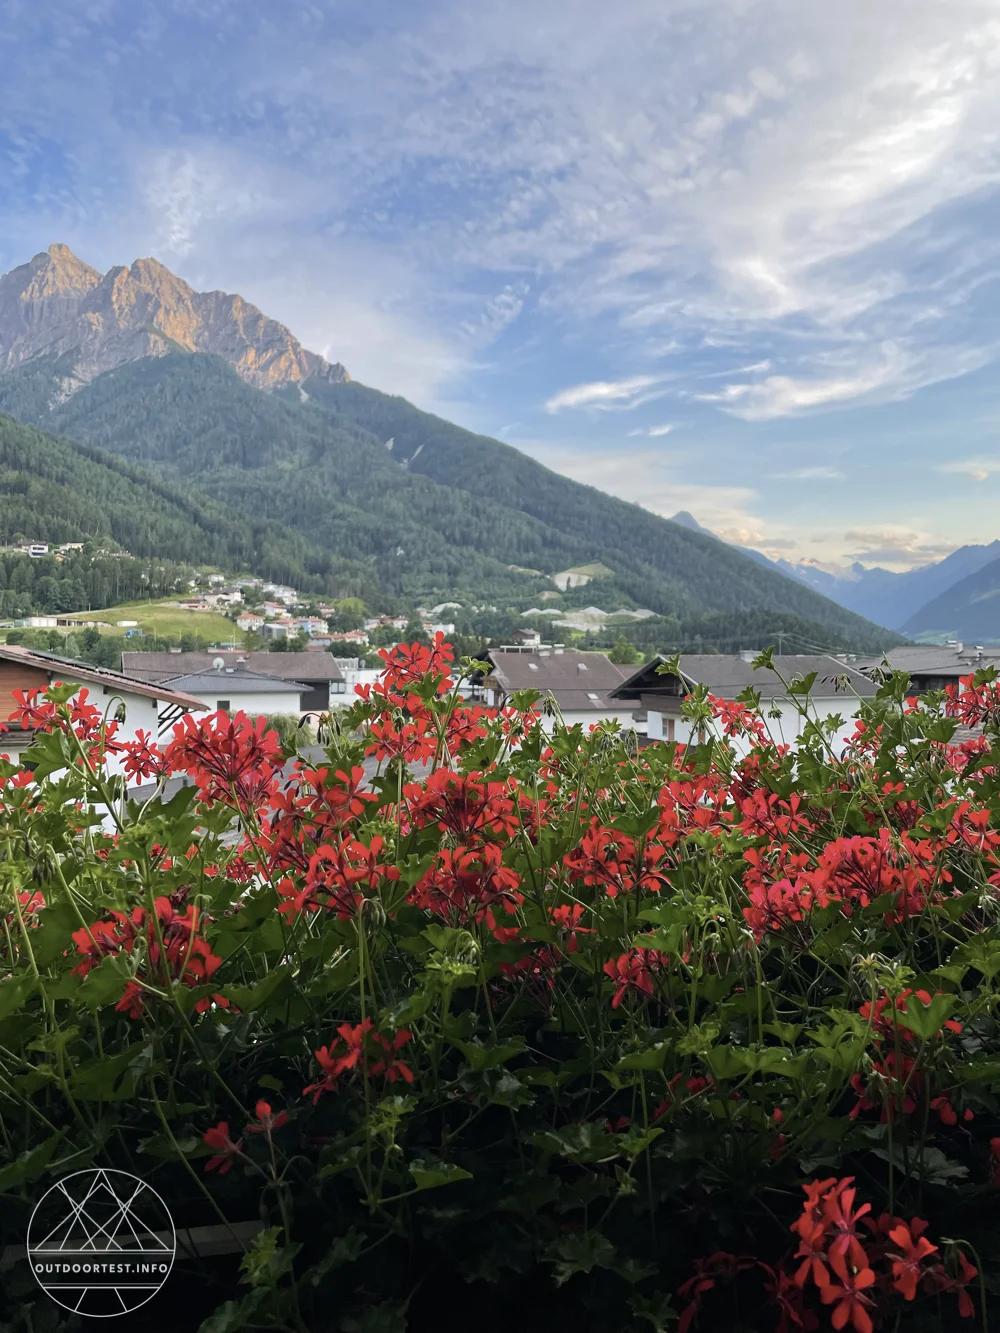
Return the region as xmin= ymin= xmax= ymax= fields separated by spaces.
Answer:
xmin=0 ymin=353 xmax=901 ymax=650
xmin=0 ymin=411 xmax=370 ymax=601
xmin=0 ymin=548 xmax=200 ymax=620
xmin=2 ymin=644 xmax=1000 ymax=1330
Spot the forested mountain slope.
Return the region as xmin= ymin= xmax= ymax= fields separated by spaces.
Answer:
xmin=0 ymin=411 xmax=370 ymax=597
xmin=0 ymin=352 xmax=900 ymax=647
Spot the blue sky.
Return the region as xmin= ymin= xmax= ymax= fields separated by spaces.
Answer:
xmin=3 ymin=0 xmax=1000 ymax=570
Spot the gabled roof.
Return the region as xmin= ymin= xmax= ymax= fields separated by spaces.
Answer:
xmin=855 ymin=646 xmax=1000 ymax=678
xmin=611 ymin=653 xmax=879 ymax=702
xmin=484 ymin=650 xmax=631 ymax=712
xmin=0 ymin=644 xmax=206 ymax=710
xmin=121 ymin=650 xmax=344 ymax=684
xmin=160 ymin=668 xmax=308 ymax=696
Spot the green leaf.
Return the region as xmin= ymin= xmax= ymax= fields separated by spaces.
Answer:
xmin=894 ymin=992 xmax=957 ymax=1040
xmin=307 ymin=1230 xmax=365 ymax=1288
xmin=340 ymin=1301 xmax=409 ymax=1333
xmin=548 ymin=1231 xmax=617 ymax=1286
xmin=223 ymin=966 xmax=294 ymax=1013
xmin=0 ymin=975 xmax=36 ymax=1020
xmin=197 ymin=1291 xmax=267 ymax=1333
xmin=950 ymin=935 xmax=1000 ymax=980
xmin=617 ymin=1042 xmax=670 ymax=1072
xmin=0 ymin=1130 xmax=64 ymax=1190
xmin=531 ymin=1123 xmax=620 ymax=1163
xmin=450 ymin=1038 xmax=526 ymax=1071
xmin=408 ymin=1159 xmax=473 ymax=1191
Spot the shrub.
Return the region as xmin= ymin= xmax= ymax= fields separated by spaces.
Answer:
xmin=0 ymin=642 xmax=999 ymax=1331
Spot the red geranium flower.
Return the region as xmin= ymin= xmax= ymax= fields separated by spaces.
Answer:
xmin=203 ymin=1121 xmax=244 ymax=1174
xmin=245 ymin=1100 xmax=289 ymax=1138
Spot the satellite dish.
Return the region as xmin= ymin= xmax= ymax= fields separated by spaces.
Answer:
xmin=212 ymin=657 xmax=225 ymax=672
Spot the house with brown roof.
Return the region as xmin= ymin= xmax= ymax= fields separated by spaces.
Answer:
xmin=121 ymin=650 xmax=346 ymax=712
xmin=0 ymin=644 xmax=206 ymax=781
xmin=477 ymin=648 xmax=635 ymax=731
xmin=610 ymin=652 xmax=878 ymax=754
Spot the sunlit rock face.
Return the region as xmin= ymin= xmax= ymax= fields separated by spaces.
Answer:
xmin=0 ymin=243 xmax=349 ymax=393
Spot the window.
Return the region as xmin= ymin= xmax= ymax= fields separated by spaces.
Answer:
xmin=528 ymin=662 xmax=538 ymax=671
xmin=578 ymin=663 xmax=588 ymax=670
xmin=217 ymin=700 xmax=231 ymax=711
xmin=332 ymin=681 xmax=346 ymax=694
xmin=587 ymin=692 xmax=600 ymax=702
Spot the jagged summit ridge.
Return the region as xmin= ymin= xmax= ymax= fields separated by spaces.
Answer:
xmin=0 ymin=243 xmax=349 ymax=392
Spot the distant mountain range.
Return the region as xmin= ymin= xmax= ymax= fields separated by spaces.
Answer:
xmin=671 ymin=511 xmax=1000 ymax=643
xmin=0 ymin=244 xmax=906 ymax=653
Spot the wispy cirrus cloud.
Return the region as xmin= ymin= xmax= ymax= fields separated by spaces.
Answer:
xmin=545 ymin=375 xmax=662 ymax=412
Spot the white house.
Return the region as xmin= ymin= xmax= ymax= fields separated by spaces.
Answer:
xmin=201 ymin=588 xmax=243 ymax=608
xmin=477 ymin=649 xmax=636 ymax=732
xmin=236 ymin=614 xmax=265 ymax=632
xmin=609 ymin=652 xmax=879 ymax=756
xmin=0 ymin=644 xmax=206 ymax=783
xmin=294 ymin=617 xmax=328 ymax=637
xmin=159 ymin=667 xmax=307 ymax=718
xmin=122 ymin=651 xmax=346 ymax=714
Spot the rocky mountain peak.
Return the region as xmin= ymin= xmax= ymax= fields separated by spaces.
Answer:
xmin=0 ymin=244 xmax=349 ymax=392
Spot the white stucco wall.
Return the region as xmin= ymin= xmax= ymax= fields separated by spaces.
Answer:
xmin=190 ymin=689 xmax=304 ymax=717
xmin=646 ymin=696 xmax=863 ymax=757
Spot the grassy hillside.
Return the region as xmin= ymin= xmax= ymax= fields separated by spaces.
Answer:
xmin=60 ymin=599 xmax=238 ymax=641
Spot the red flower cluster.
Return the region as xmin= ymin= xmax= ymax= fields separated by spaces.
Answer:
xmin=743 ymin=828 xmax=950 ymax=940
xmin=165 ymin=710 xmax=283 ymax=807
xmin=850 ymin=989 xmax=969 ymax=1125
xmin=678 ymin=1178 xmax=978 ymax=1332
xmin=403 ymin=769 xmax=525 ymax=841
xmin=304 ymin=1020 xmax=413 ymax=1103
xmin=409 ymin=843 xmax=522 ymax=938
xmin=72 ymin=896 xmax=228 ymax=1017
xmin=788 ymin=1177 xmax=976 ymax=1330
xmin=602 ymin=945 xmax=669 ymax=1008
xmin=944 ymin=672 xmax=1000 ymax=729
xmin=277 ymin=835 xmax=399 ymax=919
xmin=12 ymin=686 xmax=122 ymax=769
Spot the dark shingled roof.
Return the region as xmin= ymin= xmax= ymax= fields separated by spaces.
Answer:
xmin=611 ymin=653 xmax=879 ymax=702
xmin=855 ymin=645 xmax=1000 ymax=679
xmin=122 ymin=650 xmax=344 ymax=684
xmin=484 ymin=650 xmax=631 ymax=712
xmin=160 ymin=669 xmax=309 ymax=696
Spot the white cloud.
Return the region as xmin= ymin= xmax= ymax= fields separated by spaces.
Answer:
xmin=937 ymin=455 xmax=1000 ymax=481
xmin=647 ymin=422 xmax=675 ymax=437
xmin=545 ymin=375 xmax=661 ymax=412
xmin=773 ymin=466 xmax=844 ymax=481
xmin=516 ymin=440 xmax=763 ymax=536
xmin=694 ymin=341 xmax=996 ymax=420
xmin=845 ymin=525 xmax=959 ymax=568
